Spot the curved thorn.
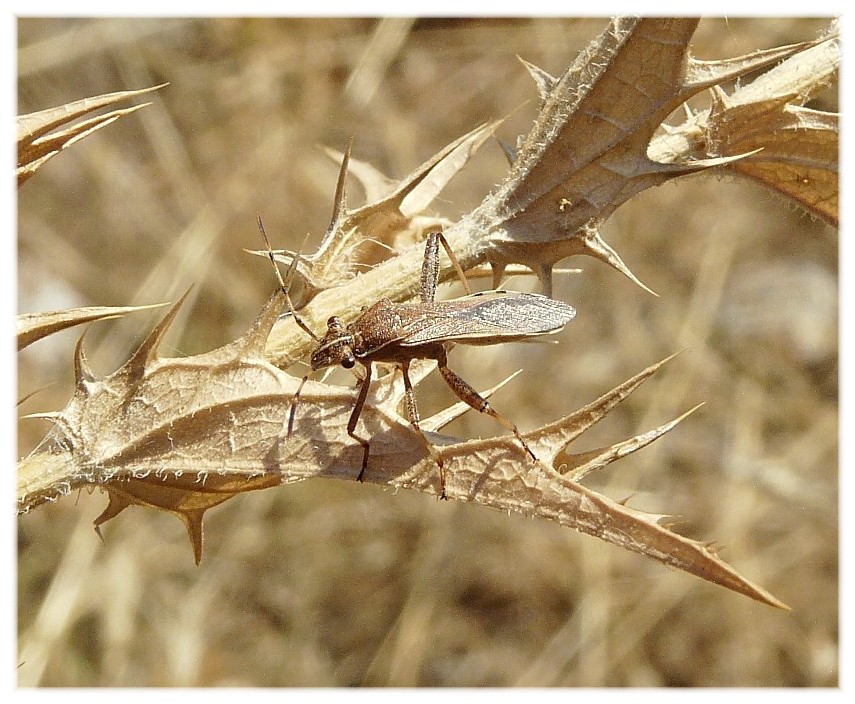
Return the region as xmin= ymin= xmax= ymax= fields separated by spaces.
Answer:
xmin=73 ymin=328 xmax=96 ymax=386
xmin=122 ymin=287 xmax=194 ymax=379
xmin=328 ymin=137 xmax=353 ymax=231
xmin=583 ymin=228 xmax=659 ymax=297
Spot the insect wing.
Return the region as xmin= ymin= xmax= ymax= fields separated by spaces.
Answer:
xmin=400 ymin=291 xmax=576 ymax=346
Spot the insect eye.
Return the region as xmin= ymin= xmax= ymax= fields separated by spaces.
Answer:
xmin=341 ymin=354 xmax=356 ymax=370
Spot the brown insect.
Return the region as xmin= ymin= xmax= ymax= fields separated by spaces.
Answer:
xmin=259 ymin=218 xmax=576 ymax=498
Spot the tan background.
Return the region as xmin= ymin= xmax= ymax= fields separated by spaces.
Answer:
xmin=17 ymin=17 xmax=837 ymax=686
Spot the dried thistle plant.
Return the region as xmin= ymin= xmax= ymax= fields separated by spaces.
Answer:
xmin=17 ymin=17 xmax=838 ymax=621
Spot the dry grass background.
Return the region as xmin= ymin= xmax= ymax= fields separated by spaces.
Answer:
xmin=16 ymin=17 xmax=837 ymax=687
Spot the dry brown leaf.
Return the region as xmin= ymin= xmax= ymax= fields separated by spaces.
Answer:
xmin=456 ymin=18 xmax=836 ymax=295
xmin=249 ymin=120 xmax=501 ymax=308
xmin=18 ymin=291 xmax=291 ymax=513
xmin=17 ymin=84 xmax=166 ymax=187
xmin=332 ymin=119 xmax=502 ymax=257
xmin=17 ymin=293 xmax=785 ymax=607
xmin=17 ymin=302 xmax=169 ymax=351
xmin=708 ymin=32 xmax=839 ymax=225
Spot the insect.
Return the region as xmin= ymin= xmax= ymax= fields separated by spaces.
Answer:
xmin=259 ymin=217 xmax=576 ymax=498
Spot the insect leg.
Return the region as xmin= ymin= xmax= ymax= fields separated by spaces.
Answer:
xmin=435 ymin=350 xmax=537 ymax=462
xmin=420 ymin=230 xmax=472 ymax=304
xmin=348 ymin=362 xmax=374 ymax=482
xmin=420 ymin=231 xmax=441 ymax=304
xmin=400 ymin=361 xmax=447 ymax=499
xmin=287 ymin=374 xmax=310 ymax=437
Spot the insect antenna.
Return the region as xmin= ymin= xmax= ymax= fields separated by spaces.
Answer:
xmin=435 ymin=231 xmax=472 ymax=295
xmin=256 ymin=214 xmax=320 ymax=342
xmin=257 ymin=214 xmax=320 ymax=438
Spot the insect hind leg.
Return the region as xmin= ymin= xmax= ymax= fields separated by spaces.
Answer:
xmin=436 ymin=352 xmax=537 ymax=463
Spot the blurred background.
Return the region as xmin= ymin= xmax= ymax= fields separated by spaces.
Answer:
xmin=17 ymin=18 xmax=837 ymax=687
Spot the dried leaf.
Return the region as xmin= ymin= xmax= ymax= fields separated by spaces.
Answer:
xmin=716 ymin=102 xmax=837 ymax=225
xmin=17 ymin=84 xmax=166 ymax=187
xmin=458 ymin=18 xmax=834 ymax=295
xmin=325 ymin=145 xmax=396 ymax=205
xmin=17 ymin=303 xmax=168 ymax=351
xmin=17 ymin=291 xmax=293 ymax=518
xmin=17 ymin=296 xmax=785 ymax=606
xmin=249 ymin=120 xmax=501 ymax=307
xmin=93 ymin=472 xmax=281 ymax=565
xmin=707 ymin=33 xmax=839 ymax=225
